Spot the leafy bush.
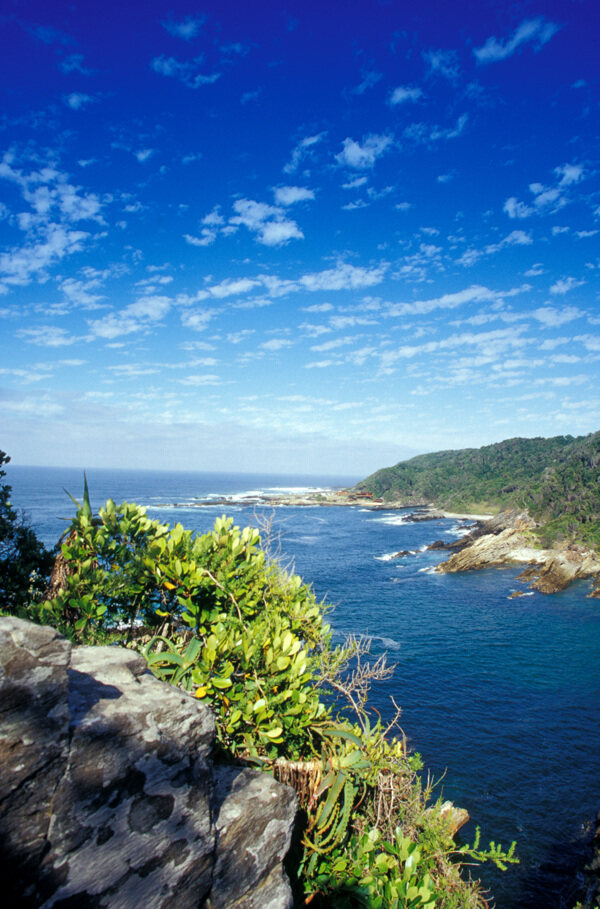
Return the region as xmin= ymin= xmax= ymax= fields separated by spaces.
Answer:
xmin=35 ymin=490 xmax=517 ymax=906
xmin=0 ymin=450 xmax=53 ymax=614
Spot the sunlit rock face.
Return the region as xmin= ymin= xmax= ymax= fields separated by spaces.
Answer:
xmin=0 ymin=617 xmax=296 ymax=909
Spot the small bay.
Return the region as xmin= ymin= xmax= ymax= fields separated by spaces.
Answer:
xmin=8 ymin=464 xmax=600 ymax=908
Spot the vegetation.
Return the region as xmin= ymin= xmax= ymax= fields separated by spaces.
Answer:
xmin=0 ymin=450 xmax=53 ymax=613
xmin=13 ymin=480 xmax=516 ymax=907
xmin=356 ymin=432 xmax=600 ymax=548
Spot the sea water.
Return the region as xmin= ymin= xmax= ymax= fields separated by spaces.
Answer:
xmin=7 ymin=465 xmax=600 ymax=908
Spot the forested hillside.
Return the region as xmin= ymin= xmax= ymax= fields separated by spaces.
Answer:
xmin=356 ymin=432 xmax=600 ymax=547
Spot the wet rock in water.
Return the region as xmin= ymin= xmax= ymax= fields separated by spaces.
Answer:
xmin=438 ymin=801 xmax=470 ymax=837
xmin=424 ymin=800 xmax=470 ymax=839
xmin=427 ymin=539 xmax=452 ymax=551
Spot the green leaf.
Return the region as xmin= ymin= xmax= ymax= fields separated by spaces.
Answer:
xmin=212 ymin=677 xmax=233 ymax=689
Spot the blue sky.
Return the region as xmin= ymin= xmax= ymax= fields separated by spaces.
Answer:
xmin=1 ymin=0 xmax=599 ymax=475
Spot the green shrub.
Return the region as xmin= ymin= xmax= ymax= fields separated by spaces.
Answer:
xmin=35 ymin=490 xmax=517 ymax=906
xmin=0 ymin=451 xmax=53 ymax=614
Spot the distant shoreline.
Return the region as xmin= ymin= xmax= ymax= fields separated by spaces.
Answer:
xmin=153 ymin=487 xmax=493 ymax=521
xmin=151 ymin=490 xmax=600 ymax=597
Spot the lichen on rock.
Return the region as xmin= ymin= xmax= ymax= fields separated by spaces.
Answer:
xmin=0 ymin=616 xmax=297 ymax=909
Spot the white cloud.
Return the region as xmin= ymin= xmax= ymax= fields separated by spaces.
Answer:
xmin=60 ymin=276 xmax=105 ymax=310
xmin=549 ymin=277 xmax=585 ymax=295
xmin=260 ymin=338 xmax=293 ymax=351
xmin=380 ymin=326 xmax=529 ymax=369
xmin=180 ymin=308 xmax=218 ymax=331
xmin=329 ymin=315 xmax=378 ymax=330
xmin=429 ymin=114 xmax=468 ymax=142
xmin=501 ymin=229 xmax=533 ymax=247
xmin=576 ymin=335 xmax=600 ymax=352
xmin=135 ymin=148 xmax=154 ymax=163
xmin=299 ymin=262 xmax=386 ymax=291
xmin=284 ymin=133 xmax=325 ymax=174
xmin=273 ymin=186 xmax=314 ymax=206
xmin=555 ymin=163 xmax=584 ymax=186
xmin=241 ymin=89 xmax=261 ymax=104
xmin=461 ymin=231 xmax=532 ymax=266
xmin=179 ymin=374 xmax=221 ymax=385
xmin=386 ymin=284 xmax=524 ymax=317
xmin=200 ymin=276 xmax=261 ymax=299
xmin=474 ymin=18 xmax=560 ymax=64
xmin=389 ymin=85 xmax=423 ymax=105
xmin=305 ymin=359 xmax=336 ymax=369
xmin=184 ymin=232 xmax=214 ymax=248
xmin=17 ymin=326 xmax=79 ymax=347
xmin=64 ymin=93 xmax=94 ymax=110
xmin=0 ymin=225 xmax=90 ymax=289
xmin=342 ymin=200 xmax=368 ymax=211
xmin=229 ymin=198 xmax=303 ymax=246
xmin=188 ymin=261 xmax=386 ymax=309
xmin=303 ymin=303 xmax=334 ymax=313
xmin=532 ymin=305 xmax=581 ymax=327
xmin=503 ymin=197 xmax=533 ymax=219
xmin=525 ymin=264 xmax=545 ymax=277
xmin=227 ymin=330 xmax=255 ymax=344
xmin=336 ymin=134 xmax=392 ymax=169
xmin=162 ymin=16 xmax=205 ymax=40
xmin=423 ymin=49 xmax=460 ymax=81
xmin=89 ymin=295 xmax=172 ymax=339
xmin=58 ymin=54 xmax=91 ymax=75
xmin=352 ymin=70 xmax=382 ymax=95
xmin=503 ymin=163 xmax=584 ymax=220
xmin=342 ymin=176 xmax=368 ymax=190
xmin=310 ymin=337 xmax=354 ymax=352
xmin=404 ymin=114 xmax=468 ymax=145
xmin=151 ymin=55 xmax=220 ymax=88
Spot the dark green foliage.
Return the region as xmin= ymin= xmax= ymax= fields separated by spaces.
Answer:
xmin=357 ymin=432 xmax=600 ymax=547
xmin=0 ymin=450 xmax=53 ymax=612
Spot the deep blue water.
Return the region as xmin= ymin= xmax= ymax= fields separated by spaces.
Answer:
xmin=7 ymin=465 xmax=600 ymax=908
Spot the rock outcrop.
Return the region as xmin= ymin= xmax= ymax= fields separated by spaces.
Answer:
xmin=432 ymin=511 xmax=600 ymax=595
xmin=0 ymin=617 xmax=296 ymax=909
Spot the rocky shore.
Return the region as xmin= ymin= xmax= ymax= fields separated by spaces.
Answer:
xmin=156 ymin=488 xmax=402 ymax=510
xmin=156 ymin=489 xmax=600 ymax=596
xmin=427 ymin=509 xmax=600 ymax=597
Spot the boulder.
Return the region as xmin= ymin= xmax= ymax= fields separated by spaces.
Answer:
xmin=208 ymin=767 xmax=296 ymax=909
xmin=0 ymin=617 xmax=297 ymax=909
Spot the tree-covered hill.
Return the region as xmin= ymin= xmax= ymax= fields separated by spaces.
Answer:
xmin=356 ymin=432 xmax=600 ymax=547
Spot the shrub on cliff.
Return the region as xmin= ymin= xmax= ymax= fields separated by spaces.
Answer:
xmin=0 ymin=450 xmax=53 ymax=614
xmin=35 ymin=490 xmax=516 ymax=907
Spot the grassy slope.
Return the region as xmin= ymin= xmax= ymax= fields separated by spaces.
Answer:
xmin=356 ymin=431 xmax=600 ymax=548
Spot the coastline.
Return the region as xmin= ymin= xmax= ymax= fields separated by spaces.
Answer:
xmin=153 ymin=488 xmax=600 ymax=597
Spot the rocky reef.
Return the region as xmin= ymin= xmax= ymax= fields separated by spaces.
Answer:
xmin=0 ymin=616 xmax=296 ymax=909
xmin=430 ymin=510 xmax=600 ymax=596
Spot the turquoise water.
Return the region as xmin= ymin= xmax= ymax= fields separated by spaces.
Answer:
xmin=8 ymin=465 xmax=600 ymax=907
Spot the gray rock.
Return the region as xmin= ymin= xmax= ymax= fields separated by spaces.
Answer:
xmin=41 ymin=645 xmax=216 ymax=909
xmin=209 ymin=766 xmax=297 ymax=909
xmin=0 ymin=618 xmax=72 ymax=907
xmin=0 ymin=617 xmax=297 ymax=909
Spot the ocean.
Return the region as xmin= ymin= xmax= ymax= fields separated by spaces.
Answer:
xmin=7 ymin=464 xmax=600 ymax=908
